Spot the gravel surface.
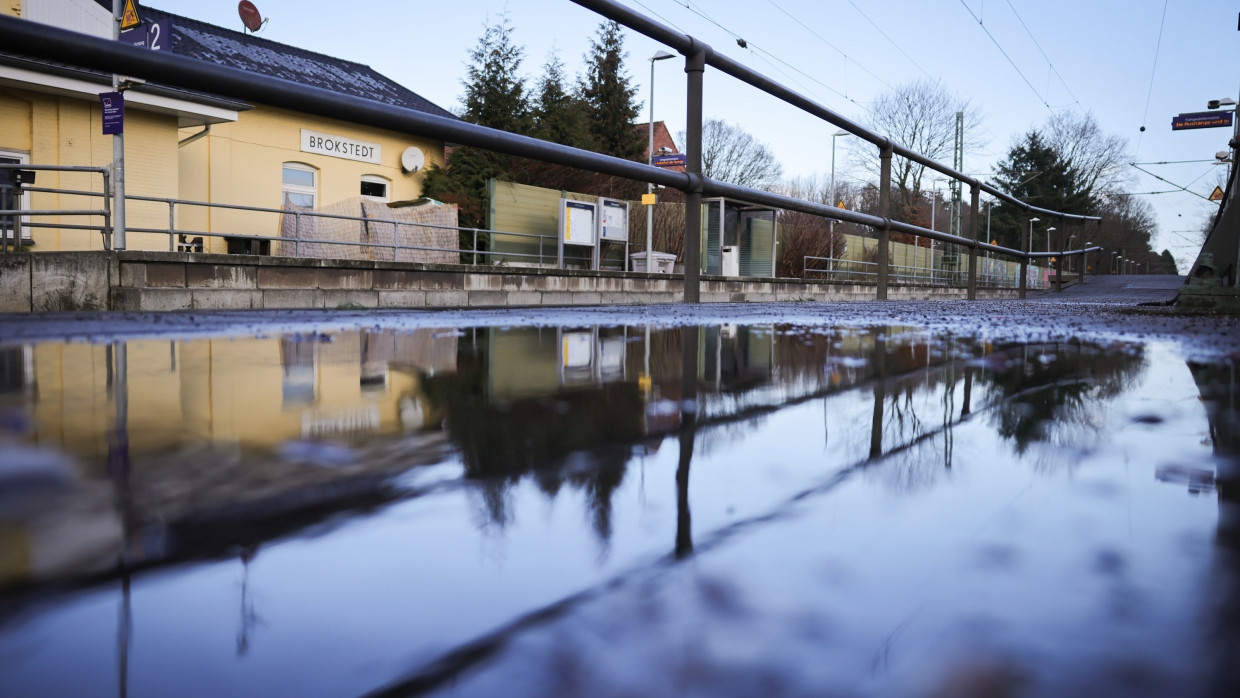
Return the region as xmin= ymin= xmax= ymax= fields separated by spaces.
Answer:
xmin=3 ymin=275 xmax=1237 ymax=361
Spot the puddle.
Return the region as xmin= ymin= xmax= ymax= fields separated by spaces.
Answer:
xmin=0 ymin=323 xmax=1236 ymax=697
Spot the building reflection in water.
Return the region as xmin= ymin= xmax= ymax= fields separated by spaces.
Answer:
xmin=0 ymin=326 xmax=1157 ymax=594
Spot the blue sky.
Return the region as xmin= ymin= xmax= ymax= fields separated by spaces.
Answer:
xmin=165 ymin=0 xmax=1239 ymax=268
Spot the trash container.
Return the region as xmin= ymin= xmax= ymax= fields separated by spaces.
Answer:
xmin=630 ymin=251 xmax=677 ymax=273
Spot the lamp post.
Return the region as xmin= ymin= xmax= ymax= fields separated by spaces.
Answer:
xmin=829 ymin=129 xmax=850 ymax=272
xmin=1028 ymin=217 xmax=1040 ymax=254
xmin=1065 ymin=234 xmax=1076 ymax=273
xmin=1045 ymin=226 xmax=1056 ymax=255
xmin=644 ymin=50 xmax=675 ymax=271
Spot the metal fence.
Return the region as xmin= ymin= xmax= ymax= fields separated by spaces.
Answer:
xmin=0 ymin=2 xmax=1102 ymax=300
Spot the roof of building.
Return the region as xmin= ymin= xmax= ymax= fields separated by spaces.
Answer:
xmin=83 ymin=1 xmax=453 ymax=119
xmin=143 ymin=6 xmax=454 ymax=118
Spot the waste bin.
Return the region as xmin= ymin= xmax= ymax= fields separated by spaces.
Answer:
xmin=630 ymin=251 xmax=677 ymax=273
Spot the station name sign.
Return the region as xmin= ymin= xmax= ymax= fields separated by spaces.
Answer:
xmin=300 ymin=129 xmax=382 ymax=164
xmin=653 ymin=153 xmax=686 ymax=169
xmin=1171 ymin=111 xmax=1234 ymax=131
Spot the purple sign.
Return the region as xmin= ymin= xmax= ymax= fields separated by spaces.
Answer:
xmin=1172 ymin=111 xmax=1234 ymax=131
xmin=100 ymin=92 xmax=124 ymax=135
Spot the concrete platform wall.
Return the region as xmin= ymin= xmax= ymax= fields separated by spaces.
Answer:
xmin=0 ymin=251 xmax=1019 ymax=312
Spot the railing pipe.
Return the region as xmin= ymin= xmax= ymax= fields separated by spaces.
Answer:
xmin=1019 ymin=212 xmax=1029 ymax=299
xmin=877 ymin=145 xmax=892 ymax=299
xmin=683 ymin=45 xmax=706 ymax=303
xmin=167 ymin=199 xmax=175 ymax=251
xmin=967 ymin=184 xmax=979 ymax=300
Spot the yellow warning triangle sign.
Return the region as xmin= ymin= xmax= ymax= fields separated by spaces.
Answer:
xmin=836 ymin=201 xmax=846 ymax=209
xmin=120 ymin=0 xmax=141 ymax=31
xmin=1210 ymin=185 xmax=1225 ymax=201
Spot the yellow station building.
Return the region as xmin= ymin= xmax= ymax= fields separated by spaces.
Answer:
xmin=0 ymin=0 xmax=453 ymax=253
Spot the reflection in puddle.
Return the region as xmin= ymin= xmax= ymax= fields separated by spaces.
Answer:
xmin=0 ymin=324 xmax=1235 ymax=696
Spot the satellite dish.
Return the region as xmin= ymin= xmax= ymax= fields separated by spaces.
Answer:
xmin=238 ymin=1 xmax=266 ymax=33
xmin=401 ymin=147 xmax=425 ymax=174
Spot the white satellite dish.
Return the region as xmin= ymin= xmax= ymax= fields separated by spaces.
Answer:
xmin=400 ymin=147 xmax=425 ymax=174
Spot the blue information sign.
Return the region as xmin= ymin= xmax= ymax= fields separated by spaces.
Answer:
xmin=100 ymin=92 xmax=124 ymax=135
xmin=652 ymin=154 xmax=686 ymax=169
xmin=1172 ymin=111 xmax=1234 ymax=131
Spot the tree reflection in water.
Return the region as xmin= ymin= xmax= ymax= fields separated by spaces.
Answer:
xmin=420 ymin=327 xmax=1154 ymax=554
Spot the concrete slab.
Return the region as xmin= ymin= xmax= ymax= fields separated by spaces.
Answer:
xmin=32 ymin=252 xmax=111 ymax=311
xmin=262 ymin=289 xmax=323 ymax=309
xmin=0 ymin=255 xmax=31 ymax=313
xmin=186 ymin=264 xmax=258 ymax=289
xmin=192 ymin=289 xmax=261 ymax=310
xmin=378 ymin=291 xmax=427 ymax=308
xmin=322 ymin=290 xmax=378 ymax=309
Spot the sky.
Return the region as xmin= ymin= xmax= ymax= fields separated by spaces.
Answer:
xmin=162 ymin=0 xmax=1240 ymax=269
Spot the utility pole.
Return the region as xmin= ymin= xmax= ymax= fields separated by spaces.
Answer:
xmin=111 ymin=0 xmax=127 ymax=250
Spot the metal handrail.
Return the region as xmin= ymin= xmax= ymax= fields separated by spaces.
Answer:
xmin=0 ymin=9 xmax=1101 ymax=300
xmin=0 ymin=164 xmax=111 ymax=252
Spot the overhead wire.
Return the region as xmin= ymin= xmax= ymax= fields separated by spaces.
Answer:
xmin=762 ymin=0 xmax=896 ymax=92
xmin=841 ymin=0 xmax=935 ymax=80
xmin=1136 ymin=0 xmax=1170 ymax=155
xmin=663 ymin=0 xmax=874 ymax=113
xmin=1002 ymin=0 xmax=1080 ymax=109
xmin=957 ymin=0 xmax=1052 ymax=112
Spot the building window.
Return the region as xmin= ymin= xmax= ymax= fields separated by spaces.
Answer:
xmin=0 ymin=151 xmax=30 ymax=246
xmin=282 ymin=163 xmax=316 ymax=209
xmin=360 ymin=175 xmax=389 ymax=202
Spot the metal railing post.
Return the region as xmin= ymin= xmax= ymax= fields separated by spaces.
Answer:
xmin=168 ymin=199 xmax=175 ymax=251
xmin=1055 ymin=215 xmax=1065 ymax=292
xmin=876 ymin=144 xmax=892 ymax=300
xmin=1019 ymin=211 xmax=1029 ymax=299
xmin=967 ymin=184 xmax=979 ymax=300
xmin=295 ymin=212 xmax=301 ymax=257
xmin=472 ymin=228 xmax=478 ymax=265
xmin=102 ymin=169 xmax=113 ymax=250
xmin=682 ymin=45 xmax=706 ymax=303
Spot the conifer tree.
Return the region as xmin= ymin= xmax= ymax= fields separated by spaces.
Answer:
xmin=579 ymin=21 xmax=644 ymax=161
xmin=461 ymin=13 xmax=529 ymax=133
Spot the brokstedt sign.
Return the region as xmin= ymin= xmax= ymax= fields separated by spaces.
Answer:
xmin=300 ymin=129 xmax=382 ymax=164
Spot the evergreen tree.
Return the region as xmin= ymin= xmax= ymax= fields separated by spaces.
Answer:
xmin=579 ymin=21 xmax=644 ymax=161
xmin=1159 ymin=250 xmax=1179 ymax=275
xmin=424 ymin=15 xmax=532 ymax=255
xmin=516 ymin=51 xmax=594 ymax=191
xmin=531 ymin=51 xmax=589 ymax=147
xmin=989 ymin=131 xmax=1096 ymax=252
xmin=461 ymin=14 xmax=530 ymax=133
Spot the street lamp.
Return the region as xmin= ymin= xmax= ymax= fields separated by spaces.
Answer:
xmin=1044 ymin=226 xmax=1056 ymax=255
xmin=829 ymin=129 xmax=850 ymax=271
xmin=1065 ymin=234 xmax=1076 ymax=273
xmin=644 ymin=50 xmax=676 ymax=271
xmin=1028 ymin=217 xmax=1040 ymax=254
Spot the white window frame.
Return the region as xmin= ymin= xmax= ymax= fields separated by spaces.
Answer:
xmin=0 ymin=150 xmax=30 ymax=245
xmin=360 ymin=174 xmax=390 ymax=203
xmin=281 ymin=162 xmax=317 ymax=209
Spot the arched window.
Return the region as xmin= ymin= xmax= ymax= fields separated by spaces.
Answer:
xmin=360 ymin=174 xmax=389 ymax=202
xmin=281 ymin=162 xmax=316 ymax=208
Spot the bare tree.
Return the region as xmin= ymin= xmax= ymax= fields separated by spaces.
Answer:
xmin=1043 ymin=110 xmax=1132 ymax=197
xmin=851 ymin=79 xmax=982 ymax=225
xmin=686 ymin=119 xmax=783 ymax=190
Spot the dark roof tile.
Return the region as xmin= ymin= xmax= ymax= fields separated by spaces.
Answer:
xmin=130 ymin=4 xmax=454 ymax=119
